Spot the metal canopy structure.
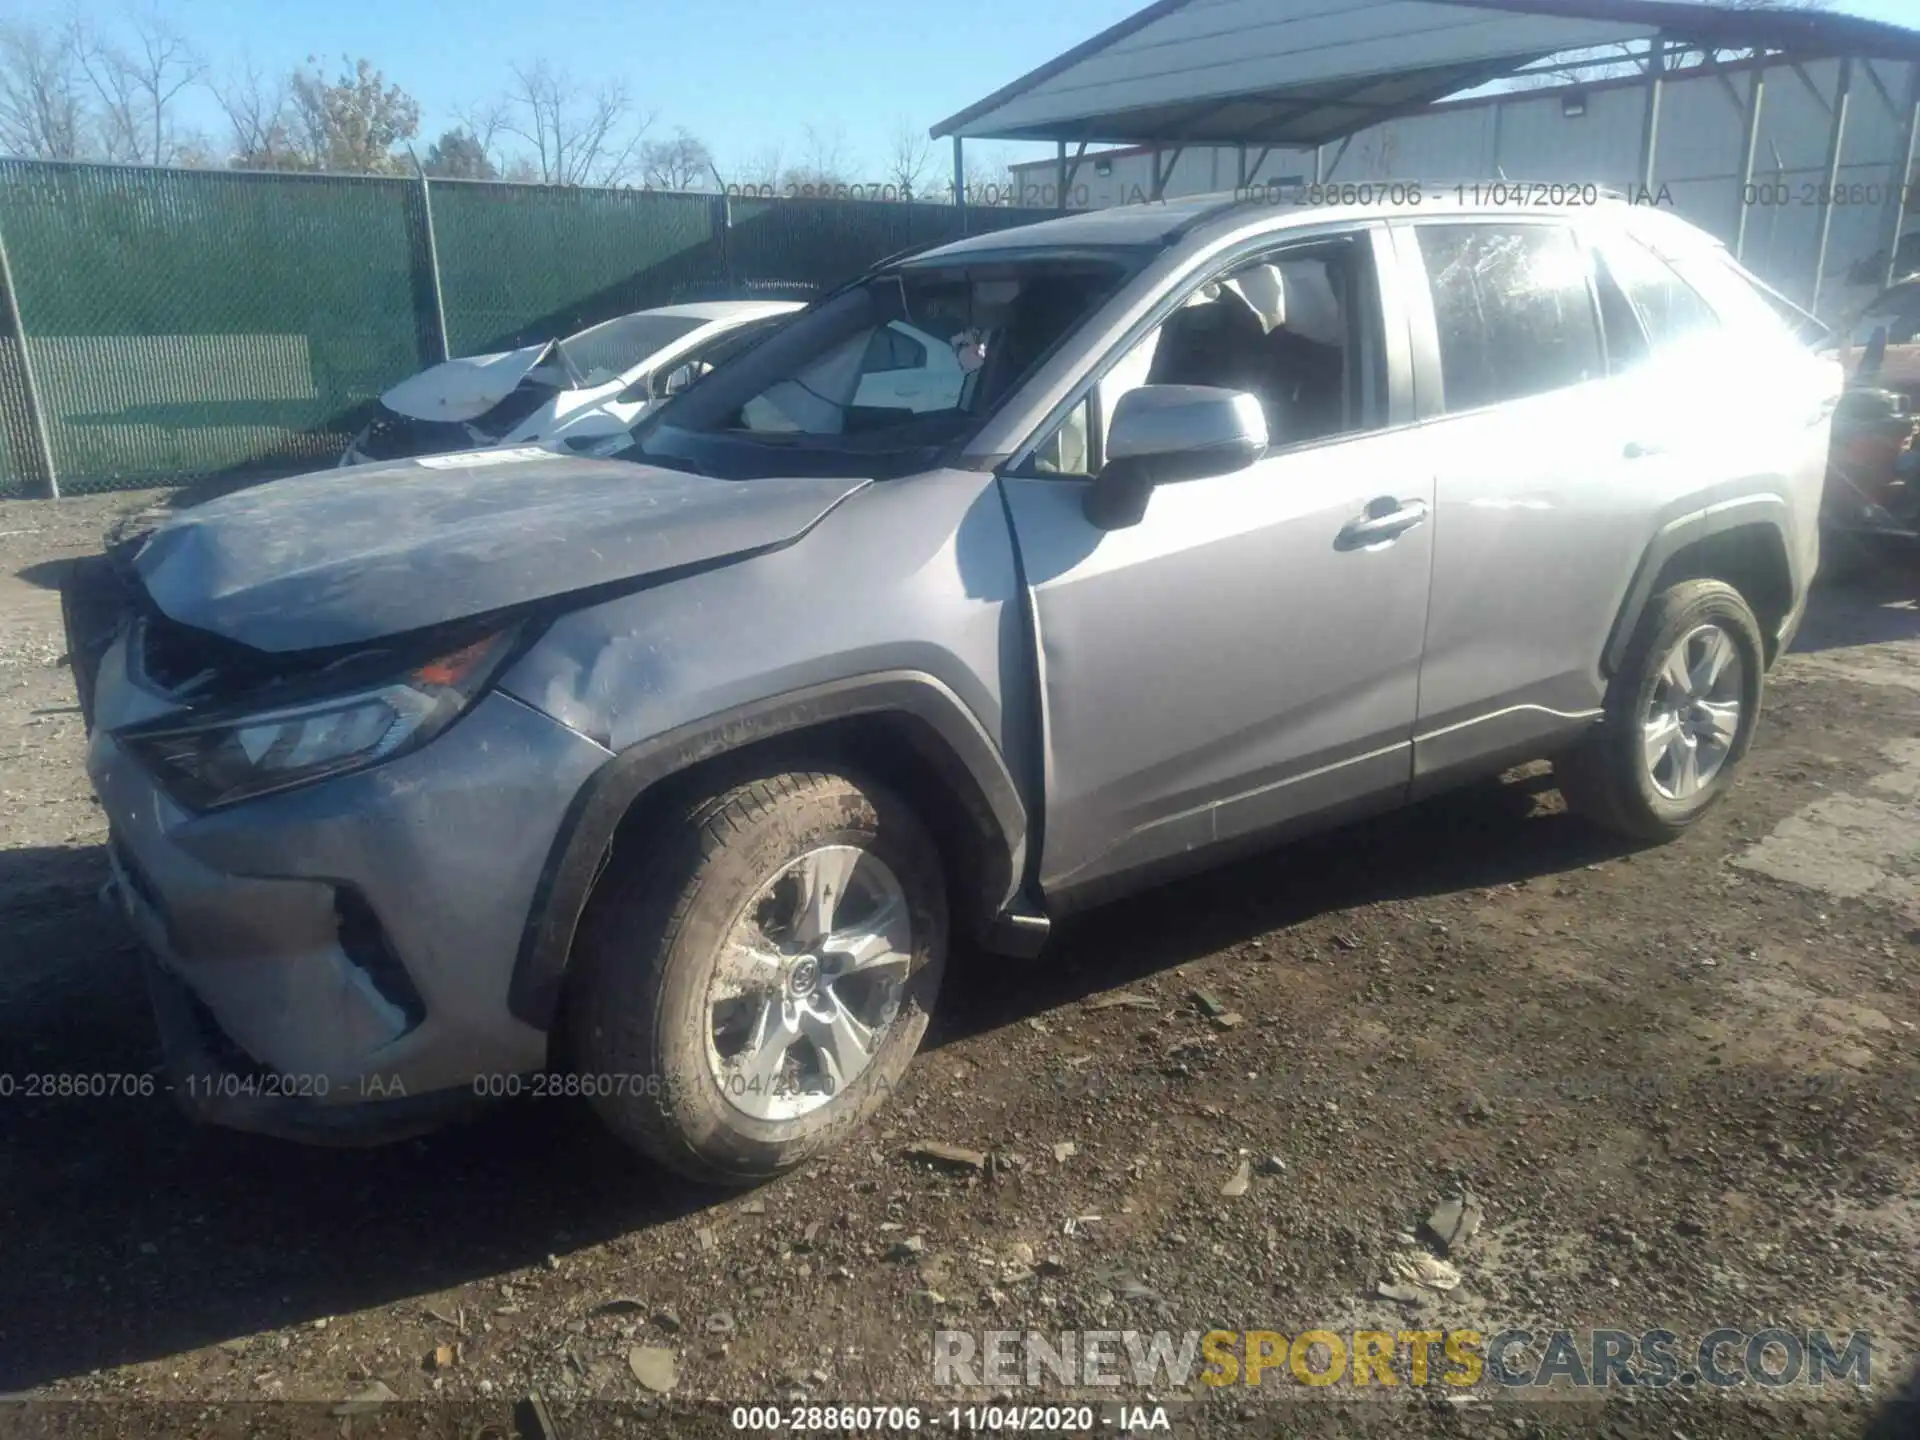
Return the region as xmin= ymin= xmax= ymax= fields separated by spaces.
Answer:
xmin=932 ymin=0 xmax=1920 ymax=149
xmin=931 ymin=0 xmax=1920 ymax=307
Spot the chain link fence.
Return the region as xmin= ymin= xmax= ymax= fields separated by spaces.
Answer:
xmin=0 ymin=159 xmax=1057 ymax=497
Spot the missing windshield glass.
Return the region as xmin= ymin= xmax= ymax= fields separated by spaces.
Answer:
xmin=637 ymin=256 xmax=1136 ymax=479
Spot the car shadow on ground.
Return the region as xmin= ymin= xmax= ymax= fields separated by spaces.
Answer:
xmin=1796 ymin=565 xmax=1920 ymax=652
xmin=931 ymin=763 xmax=1637 ymax=1046
xmin=0 ymin=762 xmax=1643 ymax=1392
xmin=1861 ymin=1363 xmax=1919 ymax=1439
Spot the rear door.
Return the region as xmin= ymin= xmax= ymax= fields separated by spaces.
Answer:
xmin=1395 ymin=218 xmax=1657 ymax=790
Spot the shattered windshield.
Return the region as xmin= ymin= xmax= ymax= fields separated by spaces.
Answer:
xmin=632 ymin=255 xmax=1137 ymax=479
xmin=555 ymin=313 xmax=708 ymax=386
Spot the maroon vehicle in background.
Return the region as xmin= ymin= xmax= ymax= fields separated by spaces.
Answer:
xmin=1823 ymin=275 xmax=1920 ymax=572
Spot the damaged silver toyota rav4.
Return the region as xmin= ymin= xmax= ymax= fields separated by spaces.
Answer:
xmin=65 ymin=191 xmax=1838 ymax=1183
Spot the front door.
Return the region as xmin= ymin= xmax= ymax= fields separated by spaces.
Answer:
xmin=1000 ymin=226 xmax=1434 ymax=904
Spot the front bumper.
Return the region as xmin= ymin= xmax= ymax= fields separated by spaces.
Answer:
xmin=86 ymin=634 xmax=611 ymax=1142
xmin=136 ymin=944 xmax=483 ymax=1144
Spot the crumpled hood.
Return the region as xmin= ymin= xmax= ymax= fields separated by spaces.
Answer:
xmin=377 ymin=342 xmax=556 ymax=422
xmin=132 ymin=450 xmax=869 ymax=652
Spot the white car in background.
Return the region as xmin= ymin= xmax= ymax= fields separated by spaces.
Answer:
xmin=739 ymin=319 xmax=976 ymax=432
xmin=339 ymin=301 xmax=804 ymax=466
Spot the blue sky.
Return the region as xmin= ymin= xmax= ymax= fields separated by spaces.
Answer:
xmin=14 ymin=0 xmax=1919 ymax=180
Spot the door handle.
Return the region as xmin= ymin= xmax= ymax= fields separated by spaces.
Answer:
xmin=1338 ymin=497 xmax=1429 ymax=548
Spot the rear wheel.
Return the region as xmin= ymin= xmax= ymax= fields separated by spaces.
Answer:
xmin=1556 ymin=579 xmax=1764 ymax=842
xmin=567 ymin=769 xmax=947 ymax=1185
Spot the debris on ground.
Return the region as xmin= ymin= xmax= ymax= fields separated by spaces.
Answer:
xmin=1423 ymin=1194 xmax=1484 ymax=1256
xmin=1221 ymin=1158 xmax=1252 ymax=1198
xmin=904 ymin=1141 xmax=987 ymax=1171
xmin=520 ymin=1391 xmax=559 ymax=1440
xmin=331 ymin=1380 xmax=397 ymax=1416
xmin=1382 ymin=1249 xmax=1463 ymax=1302
xmin=1087 ymin=992 xmax=1158 ymax=1010
xmin=627 ymin=1346 xmax=677 ymax=1393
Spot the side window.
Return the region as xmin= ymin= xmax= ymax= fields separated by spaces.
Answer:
xmin=1023 ymin=233 xmax=1380 ymax=477
xmin=860 ymin=323 xmax=928 ymax=374
xmin=1598 ymin=237 xmax=1721 ymax=353
xmin=1590 ymin=249 xmax=1650 ymax=372
xmin=1416 ymin=224 xmax=1603 ymax=413
xmin=648 ymin=318 xmax=786 ymax=398
xmin=1030 ymin=396 xmax=1092 ymax=477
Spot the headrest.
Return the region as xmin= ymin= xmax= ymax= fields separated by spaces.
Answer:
xmin=1274 ymin=261 xmax=1343 ymax=347
xmin=1230 ymin=265 xmax=1287 ymax=332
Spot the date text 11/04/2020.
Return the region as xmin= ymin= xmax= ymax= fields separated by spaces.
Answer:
xmin=1230 ymin=181 xmax=1670 ymax=209
xmin=722 ymin=180 xmax=1092 ymax=208
xmin=727 ymin=1404 xmax=1171 ymax=1432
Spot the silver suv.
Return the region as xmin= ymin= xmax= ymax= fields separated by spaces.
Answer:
xmin=67 ymin=190 xmax=1839 ymax=1182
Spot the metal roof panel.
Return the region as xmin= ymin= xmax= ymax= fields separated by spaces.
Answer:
xmin=934 ymin=0 xmax=1920 ymax=146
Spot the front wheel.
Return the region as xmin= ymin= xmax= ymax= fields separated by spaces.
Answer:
xmin=1556 ymin=579 xmax=1765 ymax=842
xmin=566 ymin=769 xmax=948 ymax=1185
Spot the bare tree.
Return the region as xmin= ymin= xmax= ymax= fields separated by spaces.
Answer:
xmin=965 ymin=142 xmax=1019 ymax=205
xmin=75 ymin=9 xmax=203 ymax=165
xmin=883 ymin=116 xmax=932 ymax=200
xmin=641 ymin=126 xmax=713 ymax=190
xmin=731 ymin=142 xmax=782 ymax=192
xmin=781 ymin=121 xmax=855 ymax=191
xmin=499 ymin=61 xmax=653 ymax=186
xmin=458 ymin=97 xmax=510 ymax=171
xmin=211 ymin=59 xmax=296 ymax=168
xmin=0 ymin=20 xmax=89 ymax=160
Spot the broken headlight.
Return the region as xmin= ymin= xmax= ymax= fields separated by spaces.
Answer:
xmin=120 ymin=627 xmax=520 ymax=810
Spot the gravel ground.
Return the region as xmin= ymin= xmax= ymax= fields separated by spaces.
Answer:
xmin=0 ymin=491 xmax=1916 ymax=1440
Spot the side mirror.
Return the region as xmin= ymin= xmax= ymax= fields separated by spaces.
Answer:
xmin=1860 ymin=324 xmax=1889 ymax=379
xmin=1082 ymin=385 xmax=1268 ymax=530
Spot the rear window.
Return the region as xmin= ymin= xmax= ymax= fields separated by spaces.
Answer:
xmin=1685 ymin=252 xmax=1823 ymax=345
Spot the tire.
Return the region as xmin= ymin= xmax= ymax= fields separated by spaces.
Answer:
xmin=566 ymin=769 xmax=948 ymax=1185
xmin=1556 ymin=579 xmax=1765 ymax=843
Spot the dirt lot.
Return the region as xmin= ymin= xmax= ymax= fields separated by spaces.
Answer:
xmin=0 ymin=491 xmax=1915 ymax=1440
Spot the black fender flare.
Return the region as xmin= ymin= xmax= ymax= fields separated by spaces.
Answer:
xmin=508 ymin=671 xmax=1028 ymax=1030
xmin=1601 ymin=494 xmax=1797 ymax=678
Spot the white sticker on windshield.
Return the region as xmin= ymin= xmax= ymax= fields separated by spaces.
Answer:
xmin=414 ymin=446 xmax=553 ymax=469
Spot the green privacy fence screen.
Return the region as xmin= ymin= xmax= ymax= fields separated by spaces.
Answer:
xmin=0 ymin=159 xmax=1058 ymax=497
